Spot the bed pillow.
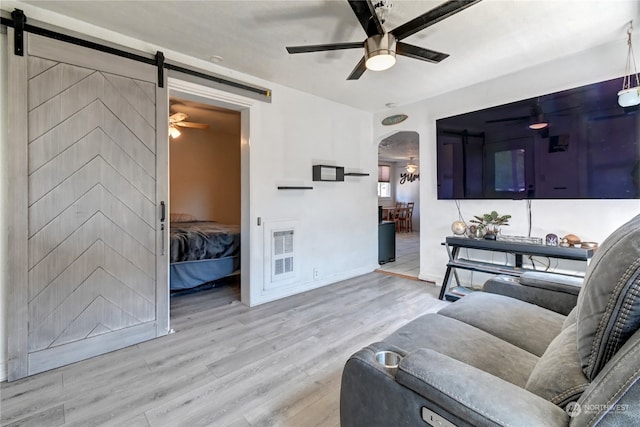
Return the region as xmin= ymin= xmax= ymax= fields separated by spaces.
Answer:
xmin=170 ymin=213 xmax=197 ymax=222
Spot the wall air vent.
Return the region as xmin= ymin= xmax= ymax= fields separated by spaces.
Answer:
xmin=273 ymin=230 xmax=294 ymax=277
xmin=264 ymin=220 xmax=299 ymax=290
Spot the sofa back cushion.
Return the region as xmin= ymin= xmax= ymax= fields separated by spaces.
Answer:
xmin=525 ymin=323 xmax=589 ymax=407
xmin=563 ymin=306 xmax=578 ymax=330
xmin=570 ymin=328 xmax=640 ymax=427
xmin=576 ymin=213 xmax=640 ymax=381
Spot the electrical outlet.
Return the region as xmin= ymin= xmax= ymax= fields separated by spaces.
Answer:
xmin=313 ymin=268 xmax=319 ymax=280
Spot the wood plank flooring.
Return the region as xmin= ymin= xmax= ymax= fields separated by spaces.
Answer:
xmin=1 ymin=272 xmax=447 ymax=427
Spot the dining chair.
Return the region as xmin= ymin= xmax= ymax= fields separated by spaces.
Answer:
xmin=398 ymin=202 xmax=414 ymax=232
xmin=393 ymin=202 xmax=406 ymax=231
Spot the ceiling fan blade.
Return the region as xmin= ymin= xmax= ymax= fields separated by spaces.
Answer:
xmin=175 ymin=122 xmax=209 ymax=129
xmin=347 ymin=57 xmax=367 ymax=80
xmin=286 ymin=42 xmax=363 ymax=54
xmin=348 ymin=0 xmax=384 ymax=37
xmin=396 ymin=42 xmax=449 ymax=63
xmin=390 ymin=0 xmax=482 ymax=41
xmin=169 ymin=112 xmax=188 ymax=123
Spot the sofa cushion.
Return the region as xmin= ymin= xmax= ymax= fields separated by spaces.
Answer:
xmin=525 ymin=323 xmax=589 ymax=407
xmin=563 ymin=306 xmax=578 ymax=330
xmin=384 ymin=313 xmax=539 ymax=388
xmin=482 ymin=274 xmax=579 ymax=315
xmin=520 ymin=271 xmax=583 ymax=295
xmin=576 ymin=213 xmax=640 ymax=381
xmin=438 ymin=292 xmax=565 ymax=357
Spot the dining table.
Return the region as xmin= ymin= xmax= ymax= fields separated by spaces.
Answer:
xmin=381 ymin=207 xmax=397 ymax=222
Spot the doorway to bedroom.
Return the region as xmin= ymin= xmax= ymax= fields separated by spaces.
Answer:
xmin=167 ymin=96 xmax=242 ymax=310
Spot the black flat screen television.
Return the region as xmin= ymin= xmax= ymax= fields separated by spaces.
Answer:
xmin=436 ymin=77 xmax=640 ymax=199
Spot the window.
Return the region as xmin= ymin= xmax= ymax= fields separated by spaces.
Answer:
xmin=378 ymin=182 xmax=391 ymax=198
xmin=378 ymin=165 xmax=391 ymax=198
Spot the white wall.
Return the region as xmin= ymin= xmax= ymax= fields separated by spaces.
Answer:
xmin=246 ymin=82 xmax=377 ymax=305
xmin=393 ymin=161 xmax=420 ymax=232
xmin=374 ymin=37 xmax=640 ymax=284
xmin=0 ymin=4 xmax=377 ymax=381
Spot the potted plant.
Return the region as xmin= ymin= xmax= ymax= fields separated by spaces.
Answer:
xmin=469 ymin=211 xmax=511 ymax=238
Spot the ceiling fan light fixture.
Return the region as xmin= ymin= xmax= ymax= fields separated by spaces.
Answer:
xmin=169 ymin=125 xmax=181 ymax=139
xmin=365 ymin=33 xmax=397 ymax=71
xmin=528 ymin=119 xmax=549 ymax=130
xmin=405 ymin=157 xmax=418 ymax=174
xmin=528 ymin=104 xmax=548 ymax=130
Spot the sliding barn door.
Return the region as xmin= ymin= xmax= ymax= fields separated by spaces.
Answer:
xmin=7 ymin=29 xmax=169 ymax=380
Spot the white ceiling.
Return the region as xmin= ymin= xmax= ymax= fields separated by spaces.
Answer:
xmin=16 ymin=0 xmax=639 ymax=113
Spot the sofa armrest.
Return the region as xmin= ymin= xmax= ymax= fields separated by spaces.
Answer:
xmin=483 ymin=273 xmax=580 ymax=315
xmin=519 ymin=271 xmax=583 ymax=295
xmin=396 ymin=348 xmax=570 ymax=427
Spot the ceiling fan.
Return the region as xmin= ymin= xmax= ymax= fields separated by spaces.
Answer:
xmin=169 ymin=112 xmax=209 ymax=139
xmin=285 ymin=0 xmax=482 ymax=80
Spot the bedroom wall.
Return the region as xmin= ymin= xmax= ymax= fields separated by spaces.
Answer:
xmin=169 ymin=109 xmax=241 ymax=225
xmin=374 ymin=36 xmax=640 ymax=284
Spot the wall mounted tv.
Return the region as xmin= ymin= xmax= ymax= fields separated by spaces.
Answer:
xmin=436 ymin=77 xmax=639 ymax=200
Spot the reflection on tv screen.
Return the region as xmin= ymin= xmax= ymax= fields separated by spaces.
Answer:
xmin=436 ymin=77 xmax=640 ymax=199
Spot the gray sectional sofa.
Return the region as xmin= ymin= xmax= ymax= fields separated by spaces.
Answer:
xmin=340 ymin=214 xmax=640 ymax=426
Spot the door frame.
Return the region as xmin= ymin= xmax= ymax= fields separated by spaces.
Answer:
xmin=167 ymin=76 xmax=255 ymax=307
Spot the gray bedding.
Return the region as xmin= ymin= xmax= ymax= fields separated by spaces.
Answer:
xmin=170 ymin=221 xmax=240 ymax=263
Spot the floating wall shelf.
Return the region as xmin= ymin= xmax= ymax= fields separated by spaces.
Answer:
xmin=277 ymin=186 xmax=313 ymax=190
xmin=344 ymin=172 xmax=370 ymax=177
xmin=312 ymin=165 xmax=345 ymax=182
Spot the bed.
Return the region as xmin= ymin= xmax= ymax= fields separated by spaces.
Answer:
xmin=169 ymin=215 xmax=241 ymax=291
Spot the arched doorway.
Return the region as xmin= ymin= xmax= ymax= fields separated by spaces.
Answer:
xmin=376 ymin=131 xmax=421 ymax=279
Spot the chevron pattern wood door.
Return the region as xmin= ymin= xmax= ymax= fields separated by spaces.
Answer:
xmin=8 ymin=31 xmax=169 ymax=380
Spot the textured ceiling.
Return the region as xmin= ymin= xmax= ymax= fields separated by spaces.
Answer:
xmin=379 ymin=131 xmax=419 ymax=161
xmin=14 ymin=0 xmax=640 ymax=112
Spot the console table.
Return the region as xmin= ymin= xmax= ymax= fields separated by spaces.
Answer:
xmin=440 ymin=236 xmax=594 ymax=301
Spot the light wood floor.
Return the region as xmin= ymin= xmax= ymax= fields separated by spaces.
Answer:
xmin=1 ymin=273 xmax=447 ymax=427
xmin=376 ymin=231 xmax=420 ymax=279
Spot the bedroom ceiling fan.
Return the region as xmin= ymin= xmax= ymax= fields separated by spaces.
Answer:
xmin=169 ymin=112 xmax=209 ymax=139
xmin=285 ymin=0 xmax=482 ymax=80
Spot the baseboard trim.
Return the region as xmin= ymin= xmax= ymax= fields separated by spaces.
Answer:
xmin=375 ymin=269 xmax=418 ymax=281
xmin=0 ymin=358 xmax=7 ymax=382
xmin=251 ymin=264 xmax=379 ymax=307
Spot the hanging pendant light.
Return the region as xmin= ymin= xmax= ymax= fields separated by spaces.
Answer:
xmin=618 ymin=22 xmax=640 ymax=108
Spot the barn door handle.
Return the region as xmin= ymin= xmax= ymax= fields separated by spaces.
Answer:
xmin=160 ymin=201 xmax=166 ymax=255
